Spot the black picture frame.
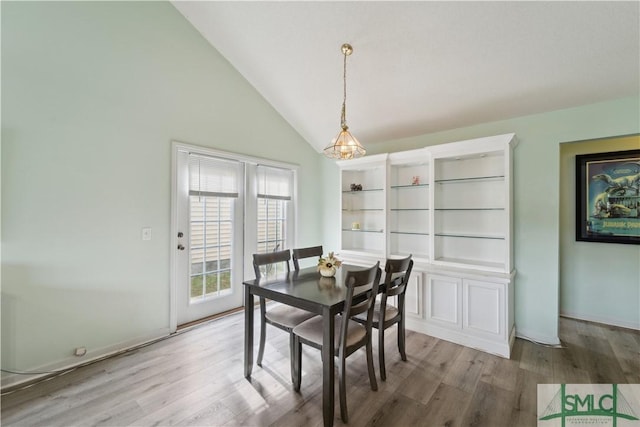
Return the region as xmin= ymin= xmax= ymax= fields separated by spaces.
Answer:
xmin=576 ymin=148 xmax=640 ymax=244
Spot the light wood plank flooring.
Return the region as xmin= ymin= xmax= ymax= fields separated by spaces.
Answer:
xmin=2 ymin=312 xmax=638 ymax=426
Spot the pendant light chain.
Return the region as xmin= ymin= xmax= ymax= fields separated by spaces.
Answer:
xmin=341 ymin=49 xmax=348 ymax=131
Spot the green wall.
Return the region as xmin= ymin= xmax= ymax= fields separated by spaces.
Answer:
xmin=322 ymin=96 xmax=640 ymax=343
xmin=1 ymin=1 xmax=322 ymax=384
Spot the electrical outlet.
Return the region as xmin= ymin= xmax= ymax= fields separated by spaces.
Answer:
xmin=74 ymin=347 xmax=87 ymax=357
xmin=141 ymin=227 xmax=152 ymax=241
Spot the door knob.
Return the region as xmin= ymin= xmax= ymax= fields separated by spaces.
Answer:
xmin=177 ymin=244 xmax=185 ymax=251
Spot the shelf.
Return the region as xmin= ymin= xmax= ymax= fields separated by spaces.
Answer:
xmin=433 ymin=257 xmax=505 ymax=271
xmin=392 ymin=162 xmax=428 ymax=168
xmin=435 ymin=175 xmax=504 ymax=184
xmin=342 ymin=188 xmax=384 ymax=193
xmin=390 ymin=231 xmax=429 ymax=236
xmin=390 ymin=184 xmax=429 ymax=189
xmin=390 ymin=208 xmax=429 ymax=212
xmin=434 ymin=232 xmax=505 ymax=240
xmin=342 ymin=229 xmax=384 ymax=234
xmin=390 ymin=251 xmax=429 ymax=259
xmin=342 ymin=208 xmax=384 ymax=212
xmin=434 ymin=207 xmax=504 ymax=211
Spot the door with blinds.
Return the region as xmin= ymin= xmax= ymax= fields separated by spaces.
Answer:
xmin=252 ymin=165 xmax=295 ymax=279
xmin=175 ymin=151 xmax=244 ymax=325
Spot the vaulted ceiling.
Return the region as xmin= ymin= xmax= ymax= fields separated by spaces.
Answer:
xmin=172 ymin=1 xmax=640 ymax=152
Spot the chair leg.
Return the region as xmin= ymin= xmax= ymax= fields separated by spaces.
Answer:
xmin=293 ymin=335 xmax=302 ymax=392
xmin=366 ymin=336 xmax=378 ymax=392
xmin=398 ymin=318 xmax=407 ymax=362
xmin=339 ymin=356 xmax=348 ymax=423
xmin=257 ymin=298 xmax=267 ymax=367
xmin=378 ymin=326 xmax=386 ymax=381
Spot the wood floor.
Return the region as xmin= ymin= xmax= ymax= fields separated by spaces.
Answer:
xmin=2 ymin=312 xmax=638 ymax=427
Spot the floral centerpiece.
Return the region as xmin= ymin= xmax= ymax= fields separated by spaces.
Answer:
xmin=317 ymin=252 xmax=342 ymax=277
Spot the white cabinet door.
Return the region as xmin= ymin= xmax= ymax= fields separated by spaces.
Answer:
xmin=419 ymin=272 xmax=512 ymax=358
xmin=426 ymin=274 xmax=461 ymax=328
xmin=405 ymin=272 xmax=423 ymax=319
xmin=462 ymin=279 xmax=505 ymax=340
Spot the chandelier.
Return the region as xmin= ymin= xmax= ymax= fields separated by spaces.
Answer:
xmin=323 ymin=43 xmax=366 ymax=160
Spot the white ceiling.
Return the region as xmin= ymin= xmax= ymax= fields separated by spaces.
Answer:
xmin=172 ymin=1 xmax=640 ymax=153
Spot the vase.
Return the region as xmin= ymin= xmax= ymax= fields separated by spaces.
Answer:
xmin=319 ymin=266 xmax=337 ymax=277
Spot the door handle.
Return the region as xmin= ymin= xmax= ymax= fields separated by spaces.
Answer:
xmin=177 ymin=244 xmax=185 ymax=251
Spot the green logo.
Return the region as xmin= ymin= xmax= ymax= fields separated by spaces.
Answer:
xmin=539 ymin=384 xmax=639 ymax=427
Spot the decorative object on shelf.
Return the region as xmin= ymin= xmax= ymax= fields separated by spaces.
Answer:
xmin=412 ymin=176 xmax=420 ymax=185
xmin=575 ymin=142 xmax=640 ymax=245
xmin=317 ymin=252 xmax=342 ymax=277
xmin=351 ymin=222 xmax=361 ymax=230
xmin=323 ymin=43 xmax=366 ymax=160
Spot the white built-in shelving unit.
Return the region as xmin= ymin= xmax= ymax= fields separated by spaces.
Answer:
xmin=337 ymin=134 xmax=517 ymax=358
xmin=340 ymin=154 xmax=387 ymax=258
xmin=388 ymin=149 xmax=431 ymax=263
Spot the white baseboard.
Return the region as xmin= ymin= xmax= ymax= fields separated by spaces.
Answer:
xmin=560 ymin=311 xmax=640 ymax=331
xmin=1 ymin=328 xmax=172 ymax=390
xmin=515 ymin=327 xmax=561 ymax=346
xmin=406 ymin=318 xmax=513 ymax=358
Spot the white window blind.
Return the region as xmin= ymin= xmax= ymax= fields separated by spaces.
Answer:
xmin=257 ymin=165 xmax=293 ymax=200
xmin=189 ymin=154 xmax=240 ymax=198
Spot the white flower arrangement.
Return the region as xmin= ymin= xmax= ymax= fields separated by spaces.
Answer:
xmin=317 ymin=252 xmax=342 ymax=272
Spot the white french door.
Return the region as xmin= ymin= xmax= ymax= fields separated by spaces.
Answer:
xmin=174 ymin=148 xmax=244 ymax=325
xmin=171 ymin=142 xmax=298 ymax=329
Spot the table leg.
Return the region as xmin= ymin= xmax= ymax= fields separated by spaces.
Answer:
xmin=244 ymin=289 xmax=254 ymax=378
xmin=322 ymin=307 xmax=334 ymax=427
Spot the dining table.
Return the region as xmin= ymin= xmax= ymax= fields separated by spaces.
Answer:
xmin=243 ymin=264 xmax=374 ymax=427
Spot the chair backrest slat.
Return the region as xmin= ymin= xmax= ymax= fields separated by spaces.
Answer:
xmin=383 ymin=256 xmax=413 ymax=296
xmin=340 ymin=262 xmax=381 ymax=352
xmin=253 ymin=250 xmax=291 ymax=279
xmin=292 ymin=245 xmax=323 ymax=270
xmin=380 ymin=255 xmax=413 ymax=317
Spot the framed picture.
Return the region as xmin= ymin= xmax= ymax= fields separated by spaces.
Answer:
xmin=576 ymin=148 xmax=640 ymax=244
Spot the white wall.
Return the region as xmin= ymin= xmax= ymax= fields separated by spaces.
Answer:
xmin=1 ymin=1 xmax=322 ymax=385
xmin=322 ymin=97 xmax=640 ymax=343
xmin=559 ymin=135 xmax=640 ymax=329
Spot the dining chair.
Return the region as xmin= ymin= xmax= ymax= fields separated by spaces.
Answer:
xmin=354 ymin=255 xmax=413 ymax=381
xmin=252 ymin=250 xmax=315 ymax=383
xmin=292 ymin=262 xmax=381 ymax=423
xmin=291 ymin=245 xmax=323 ymax=270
